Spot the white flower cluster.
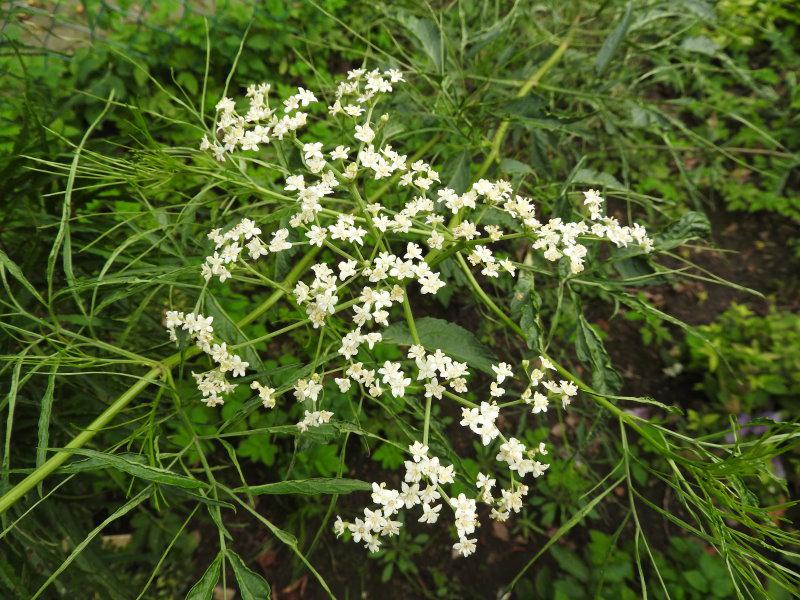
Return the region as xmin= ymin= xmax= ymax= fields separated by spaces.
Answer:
xmin=334 ymin=437 xmax=540 ymax=557
xmin=164 ymin=311 xmax=249 ymax=407
xmin=334 ymin=442 xmax=462 ymax=554
xmin=164 ymin=69 xmax=662 ymax=559
xmin=202 ymin=83 xmax=316 ymax=160
xmin=202 ymin=218 xmax=293 ymax=282
xmin=519 ymin=356 xmax=579 ymax=412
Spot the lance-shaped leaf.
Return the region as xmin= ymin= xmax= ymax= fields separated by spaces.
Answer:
xmin=236 ymin=477 xmax=371 ymax=496
xmin=575 ymin=315 xmax=622 ymax=394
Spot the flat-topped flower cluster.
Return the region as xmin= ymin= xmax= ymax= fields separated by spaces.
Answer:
xmin=162 ymin=68 xmax=654 ymax=557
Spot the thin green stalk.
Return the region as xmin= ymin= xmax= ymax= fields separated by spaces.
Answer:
xmin=474 ymin=19 xmax=577 ymax=180
xmin=0 ymin=247 xmax=320 ymax=514
xmin=402 ymin=295 xmax=432 ymax=444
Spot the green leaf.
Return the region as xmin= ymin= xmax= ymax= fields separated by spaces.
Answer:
xmin=372 ymin=442 xmax=406 ymax=469
xmin=382 ymin=317 xmax=498 ymax=373
xmin=499 ymin=158 xmax=535 ymax=176
xmin=397 ymin=14 xmax=443 ymax=73
xmin=0 ymin=248 xmax=46 ymax=306
xmin=227 ymin=550 xmax=271 ymax=600
xmin=681 ymin=35 xmax=720 ymax=56
xmin=185 ymin=553 xmax=222 ymax=600
xmin=35 ymin=365 xmax=58 ymax=495
xmin=550 ymin=546 xmax=590 ymax=582
xmin=60 ymin=449 xmax=206 ymax=490
xmin=575 ymin=315 xmax=622 ymax=394
xmin=446 ymin=150 xmax=471 ymax=193
xmin=684 ymin=570 xmax=708 ymax=593
xmin=235 ymin=478 xmax=371 ymax=496
xmin=573 ymin=167 xmax=625 ymax=190
xmin=511 ymin=272 xmax=542 ymax=352
xmin=654 ymin=211 xmax=710 ymax=251
xmin=500 ymin=94 xmax=546 ymax=119
xmin=595 ymin=1 xmax=633 ymax=75
xmin=205 ymin=293 xmax=263 ymax=369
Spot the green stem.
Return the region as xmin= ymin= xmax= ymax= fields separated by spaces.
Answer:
xmin=0 ymin=247 xmax=320 ymax=514
xmin=474 ymin=19 xmax=577 ymax=180
xmin=402 ymin=294 xmax=433 ymax=445
xmin=402 ymin=295 xmax=421 ymax=346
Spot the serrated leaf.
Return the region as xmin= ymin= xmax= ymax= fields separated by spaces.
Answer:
xmin=550 ymin=545 xmax=590 ymax=582
xmin=595 ymin=2 xmax=633 ymax=75
xmin=36 ymin=365 xmax=58 ymax=495
xmin=227 ymin=550 xmax=271 ymax=600
xmin=575 ymin=315 xmax=622 ymax=394
xmin=185 ymin=553 xmax=222 ymax=600
xmin=500 ymin=94 xmax=546 ymax=119
xmin=61 ymin=449 xmax=206 ymax=490
xmin=236 ymin=478 xmax=371 ymax=496
xmin=499 ymin=158 xmax=535 ymax=176
xmin=612 ymin=254 xmax=664 ymax=285
xmin=382 ymin=317 xmax=497 ymax=373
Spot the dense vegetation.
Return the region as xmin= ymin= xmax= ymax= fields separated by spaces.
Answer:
xmin=0 ymin=1 xmax=798 ymax=598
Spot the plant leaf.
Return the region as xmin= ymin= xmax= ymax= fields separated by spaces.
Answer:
xmin=236 ymin=477 xmax=371 ymax=496
xmin=36 ymin=364 xmax=58 ymax=495
xmin=185 ymin=553 xmax=222 ymax=600
xmin=654 ymin=211 xmax=710 ymax=251
xmin=575 ymin=315 xmax=622 ymax=394
xmin=382 ymin=317 xmax=498 ymax=373
xmin=0 ymin=249 xmax=46 ymax=306
xmin=397 ymin=14 xmax=443 ymax=73
xmin=550 ymin=545 xmax=590 ymax=582
xmin=61 ymin=449 xmax=206 ymax=490
xmin=446 ymin=150 xmax=471 ymax=194
xmin=227 ymin=550 xmax=271 ymax=600
xmin=511 ymin=272 xmax=542 ymax=352
xmin=595 ymin=2 xmax=633 ymax=75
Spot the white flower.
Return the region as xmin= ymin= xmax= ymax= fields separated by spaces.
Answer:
xmin=453 ymin=537 xmax=477 ymax=557
xmin=491 ymin=362 xmax=513 ymax=384
xmin=419 ymin=503 xmax=441 ymax=524
xmin=531 ymin=392 xmax=549 ymax=414
xmin=349 ymin=518 xmax=369 ymax=543
xmin=409 ymin=441 xmax=429 ymax=462
xmin=583 ymin=189 xmax=604 ymax=220
xmin=354 ymin=123 xmax=375 ymax=143
xmin=330 ymin=145 xmax=350 ymax=160
xmin=424 ymin=378 xmax=445 ymax=399
xmin=250 ymin=381 xmax=276 ymax=409
xmin=333 ymin=516 xmax=346 ymax=537
xmin=306 ymin=225 xmax=327 ymax=247
xmin=540 ymin=355 xmax=556 ymax=371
